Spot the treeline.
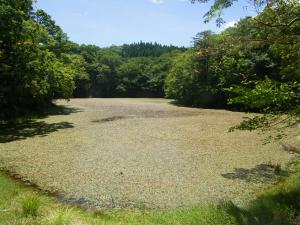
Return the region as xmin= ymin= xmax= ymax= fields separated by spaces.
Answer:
xmin=165 ymin=1 xmax=300 ymax=115
xmin=121 ymin=42 xmax=186 ymax=58
xmin=1 ymin=0 xmax=299 ymax=119
xmin=0 ymin=0 xmax=185 ymax=117
xmin=73 ymin=44 xmax=184 ymax=98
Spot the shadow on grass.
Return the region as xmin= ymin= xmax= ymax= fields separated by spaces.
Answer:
xmin=0 ymin=105 xmax=80 ymax=143
xmin=220 ymin=164 xmax=300 ymax=225
xmin=222 ymin=182 xmax=300 ymax=225
xmin=222 ymin=164 xmax=288 ymax=184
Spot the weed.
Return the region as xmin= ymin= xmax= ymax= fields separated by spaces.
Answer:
xmin=49 ymin=209 xmax=72 ymax=225
xmin=20 ymin=194 xmax=41 ymax=217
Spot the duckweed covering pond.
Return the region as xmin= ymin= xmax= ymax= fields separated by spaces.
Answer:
xmin=0 ymin=98 xmax=296 ymax=209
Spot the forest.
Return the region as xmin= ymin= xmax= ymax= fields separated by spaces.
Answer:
xmin=1 ymin=0 xmax=299 ymax=121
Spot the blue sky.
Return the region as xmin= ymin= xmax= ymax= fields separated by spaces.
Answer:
xmin=35 ymin=0 xmax=256 ymax=47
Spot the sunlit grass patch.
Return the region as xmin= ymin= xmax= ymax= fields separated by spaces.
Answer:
xmin=47 ymin=208 xmax=73 ymax=225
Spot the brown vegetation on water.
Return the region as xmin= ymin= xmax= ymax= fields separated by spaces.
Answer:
xmin=0 ymin=99 xmax=297 ymax=209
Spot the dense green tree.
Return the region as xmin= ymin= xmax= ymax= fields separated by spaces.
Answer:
xmin=166 ymin=0 xmax=300 ymax=113
xmin=147 ymin=52 xmax=178 ymax=97
xmin=165 ymin=51 xmax=199 ymax=105
xmin=73 ymin=43 xmax=180 ymax=98
xmin=0 ymin=0 xmax=78 ymax=117
xmin=91 ymin=48 xmax=123 ymax=97
xmin=116 ymin=52 xmax=178 ymax=98
xmin=76 ymin=45 xmax=123 ymax=97
xmin=226 ymin=2 xmax=300 ymax=115
xmin=117 ymin=57 xmax=154 ymax=97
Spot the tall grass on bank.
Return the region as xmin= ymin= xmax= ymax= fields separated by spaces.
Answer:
xmin=20 ymin=194 xmax=41 ymax=217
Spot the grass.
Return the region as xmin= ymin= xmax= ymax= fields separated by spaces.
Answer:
xmin=20 ymin=194 xmax=41 ymax=217
xmin=48 ymin=209 xmax=72 ymax=225
xmin=0 ymin=162 xmax=299 ymax=225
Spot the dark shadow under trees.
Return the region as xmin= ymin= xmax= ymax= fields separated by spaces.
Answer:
xmin=34 ymin=105 xmax=83 ymax=118
xmin=220 ymin=165 xmax=300 ymax=225
xmin=0 ymin=105 xmax=81 ymax=143
xmin=0 ymin=120 xmax=74 ymax=143
xmin=222 ymin=179 xmax=300 ymax=225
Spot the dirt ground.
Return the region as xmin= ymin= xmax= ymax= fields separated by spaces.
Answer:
xmin=0 ymin=98 xmax=296 ymax=209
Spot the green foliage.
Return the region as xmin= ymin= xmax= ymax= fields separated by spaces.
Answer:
xmin=229 ymin=115 xmax=271 ymax=132
xmin=166 ymin=2 xmax=300 ymax=131
xmin=165 ymin=31 xmax=230 ymax=107
xmin=227 ymin=79 xmax=300 ymax=112
xmin=0 ymin=0 xmax=79 ymax=117
xmin=75 ymin=44 xmax=180 ymax=98
xmin=117 ymin=56 xmax=171 ymax=97
xmin=165 ymin=50 xmax=201 ymax=105
xmin=191 ymin=0 xmax=240 ymax=26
